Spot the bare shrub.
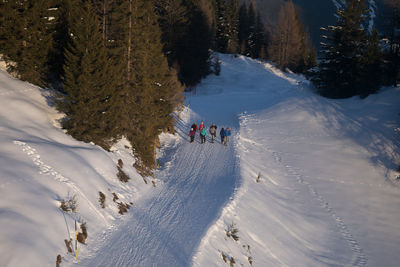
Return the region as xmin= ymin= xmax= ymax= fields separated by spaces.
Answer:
xmin=117 ymin=167 xmax=130 ymax=183
xmin=226 ymin=222 xmax=239 ymax=241
xmin=112 ymin=192 xmax=119 ymax=202
xmin=77 ymin=222 xmax=88 ymax=244
xmin=118 ymin=159 xmax=124 ymax=169
xmin=248 ymin=256 xmax=253 ymax=266
xmin=60 ymin=200 xmax=69 ymax=212
xmin=256 ymin=172 xmax=261 ymax=183
xmin=99 ymin=192 xmax=106 ymax=208
xmin=64 ymin=239 xmax=72 ymax=253
xmin=60 ymin=195 xmax=77 ymax=212
xmin=81 ymin=222 xmax=88 ymax=239
xmin=77 ymin=232 xmax=86 ymax=244
xmin=221 ymin=252 xmax=228 ymax=263
xmin=118 ymin=202 xmax=131 ymax=215
xmin=152 ymin=180 xmax=156 ymax=187
xmin=56 ymin=254 xmax=62 ymax=267
xmin=133 ymin=161 xmax=153 ymax=178
xmin=229 ymin=256 xmax=235 ymax=267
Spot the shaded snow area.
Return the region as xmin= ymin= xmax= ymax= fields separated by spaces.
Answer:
xmin=1 ymin=54 xmax=400 ymax=267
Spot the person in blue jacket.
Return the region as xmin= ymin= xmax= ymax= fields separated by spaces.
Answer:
xmin=200 ymin=127 xmax=207 ymax=144
xmin=224 ymin=127 xmax=231 ymax=146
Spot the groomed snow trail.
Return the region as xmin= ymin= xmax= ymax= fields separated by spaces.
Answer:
xmin=77 ymin=111 xmax=239 ymax=266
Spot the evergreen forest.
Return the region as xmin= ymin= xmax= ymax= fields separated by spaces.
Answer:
xmin=0 ymin=0 xmax=399 ymax=173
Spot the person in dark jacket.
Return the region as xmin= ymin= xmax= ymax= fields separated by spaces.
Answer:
xmin=191 ymin=123 xmax=198 ymax=133
xmin=209 ymin=123 xmax=217 ymax=143
xmin=220 ymin=127 xmax=225 ymax=144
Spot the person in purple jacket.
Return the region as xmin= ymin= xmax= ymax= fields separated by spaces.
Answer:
xmin=189 ymin=127 xmax=196 ymax=143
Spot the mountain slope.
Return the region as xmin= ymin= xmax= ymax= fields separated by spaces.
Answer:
xmin=1 ymin=53 xmax=399 ymax=267
xmin=246 ymin=0 xmax=386 ymax=49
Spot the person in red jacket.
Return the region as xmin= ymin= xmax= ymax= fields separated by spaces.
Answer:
xmin=198 ymin=121 xmax=205 ymax=131
xmin=198 ymin=121 xmax=205 ymax=142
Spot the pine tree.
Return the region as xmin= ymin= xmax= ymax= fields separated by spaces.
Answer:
xmin=108 ymin=0 xmax=183 ymax=172
xmin=177 ymin=0 xmax=212 ymax=86
xmin=314 ymin=0 xmax=380 ymax=98
xmin=60 ymin=0 xmax=118 ymax=147
xmin=225 ymin=0 xmax=239 ymax=54
xmin=0 ymin=0 xmax=57 ymax=86
xmin=246 ymin=2 xmax=256 ymax=57
xmin=154 ymin=0 xmax=188 ymax=69
xmin=215 ymin=0 xmax=228 ymax=52
xmin=251 ymin=11 xmax=266 ymax=59
xmin=357 ymin=29 xmax=382 ymax=97
xmin=382 ymin=0 xmax=400 ymax=86
xmin=238 ymin=3 xmax=249 ymax=55
xmin=91 ymin=0 xmax=115 ymax=42
xmin=0 ymin=1 xmax=26 ymax=68
xmin=214 ymin=0 xmax=239 ymax=54
xmin=128 ymin=0 xmax=183 ymax=170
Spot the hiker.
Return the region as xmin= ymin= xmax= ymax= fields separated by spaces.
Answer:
xmin=224 ymin=127 xmax=231 ymax=146
xmin=198 ymin=121 xmax=205 ymax=132
xmin=200 ymin=127 xmax=207 ymax=144
xmin=191 ymin=123 xmax=198 ymax=133
xmin=220 ymin=127 xmax=225 ymax=144
xmin=209 ymin=123 xmax=217 ymax=143
xmin=189 ymin=127 xmax=196 ymax=143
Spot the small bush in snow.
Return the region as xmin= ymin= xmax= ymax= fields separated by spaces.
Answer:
xmin=77 ymin=222 xmax=88 ymax=244
xmin=118 ymin=159 xmax=124 ymax=168
xmin=248 ymin=256 xmax=253 ymax=266
xmin=117 ymin=166 xmax=130 ymax=183
xmin=112 ymin=192 xmax=119 ymax=202
xmin=56 ymin=254 xmax=62 ymax=267
xmin=256 ymin=172 xmax=261 ymax=183
xmin=221 ymin=252 xmax=228 ymax=263
xmin=59 ymin=195 xmax=77 ymax=212
xmin=226 ymin=222 xmax=239 ymax=241
xmin=64 ymin=239 xmax=73 ymax=253
xmin=229 ymin=256 xmax=235 ymax=267
xmin=133 ymin=161 xmax=153 ymax=178
xmin=99 ymin=191 xmax=106 ymax=208
xmin=118 ymin=202 xmax=131 ymax=215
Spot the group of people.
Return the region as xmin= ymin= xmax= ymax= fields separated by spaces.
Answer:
xmin=189 ymin=121 xmax=231 ymax=146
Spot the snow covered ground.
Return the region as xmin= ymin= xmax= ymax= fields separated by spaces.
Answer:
xmin=1 ymin=54 xmax=399 ymax=267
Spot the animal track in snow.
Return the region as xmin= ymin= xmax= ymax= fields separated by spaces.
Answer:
xmin=13 ymin=140 xmax=108 ymax=224
xmin=282 ymin=161 xmax=368 ymax=267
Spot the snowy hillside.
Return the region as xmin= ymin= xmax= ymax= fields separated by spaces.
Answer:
xmin=1 ymin=54 xmax=400 ymax=267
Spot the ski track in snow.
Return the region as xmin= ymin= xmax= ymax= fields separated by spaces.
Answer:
xmin=271 ymin=149 xmax=368 ymax=266
xmin=13 ymin=140 xmax=108 ymax=224
xmin=76 ymin=115 xmax=238 ymax=267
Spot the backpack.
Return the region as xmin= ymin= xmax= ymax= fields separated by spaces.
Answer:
xmin=210 ymin=126 xmax=216 ymax=134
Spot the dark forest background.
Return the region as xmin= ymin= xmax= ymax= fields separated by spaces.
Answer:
xmin=0 ymin=0 xmax=399 ymax=173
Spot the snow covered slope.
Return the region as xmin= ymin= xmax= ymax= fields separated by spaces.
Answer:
xmin=193 ymin=55 xmax=400 ymax=267
xmin=1 ymin=53 xmax=399 ymax=267
xmin=0 ymin=71 xmax=148 ymax=266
